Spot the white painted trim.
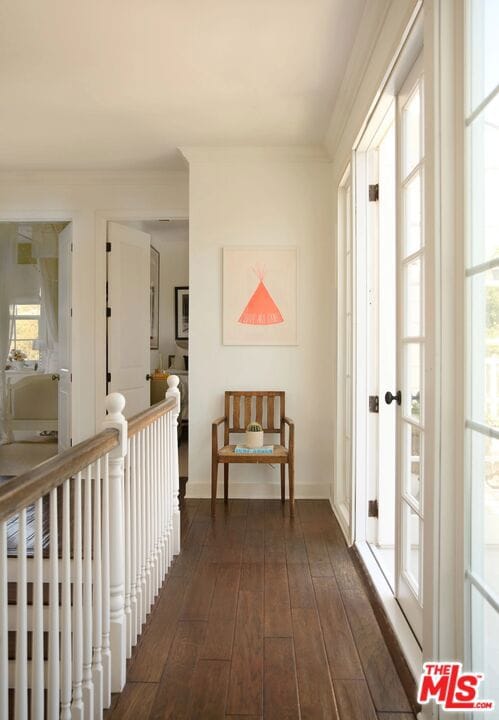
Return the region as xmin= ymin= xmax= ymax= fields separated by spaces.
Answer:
xmin=356 ymin=540 xmax=423 ymax=679
xmin=94 ymin=209 xmax=189 ymax=429
xmin=187 ymin=481 xmax=330 ymax=500
xmin=0 ymin=170 xmax=188 ymax=186
xmin=180 ymin=146 xmax=330 ymax=164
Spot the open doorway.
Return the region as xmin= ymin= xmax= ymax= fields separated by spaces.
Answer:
xmin=105 ymin=218 xmax=189 ymax=484
xmin=0 ymin=221 xmax=72 ymax=477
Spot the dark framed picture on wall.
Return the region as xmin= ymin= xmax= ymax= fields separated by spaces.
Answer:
xmin=150 ymin=246 xmax=160 ymax=349
xmin=175 ymin=286 xmax=189 ymax=340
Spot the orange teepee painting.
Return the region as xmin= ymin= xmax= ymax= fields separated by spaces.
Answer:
xmin=238 ymin=267 xmax=284 ymax=325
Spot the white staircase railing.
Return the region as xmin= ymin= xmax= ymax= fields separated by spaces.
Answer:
xmin=0 ymin=375 xmax=181 ymax=719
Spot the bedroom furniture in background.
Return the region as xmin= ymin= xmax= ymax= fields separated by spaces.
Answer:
xmin=150 ymin=245 xmax=160 ymax=349
xmin=6 ymin=372 xmax=58 ymax=436
xmin=211 ymin=390 xmax=295 ymax=516
xmin=174 ymin=286 xmax=189 ymax=340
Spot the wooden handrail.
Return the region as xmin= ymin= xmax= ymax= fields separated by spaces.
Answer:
xmin=0 ymin=428 xmax=119 ymax=523
xmin=128 ymin=397 xmax=177 ymax=438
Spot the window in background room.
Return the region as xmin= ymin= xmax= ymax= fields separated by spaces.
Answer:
xmin=9 ymin=302 xmax=41 ymax=361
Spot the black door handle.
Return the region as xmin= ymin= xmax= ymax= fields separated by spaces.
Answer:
xmin=146 ymin=374 xmax=152 ymax=381
xmin=385 ymin=390 xmax=401 ymax=406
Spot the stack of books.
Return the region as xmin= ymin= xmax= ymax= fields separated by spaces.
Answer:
xmin=234 ymin=445 xmax=274 ymax=454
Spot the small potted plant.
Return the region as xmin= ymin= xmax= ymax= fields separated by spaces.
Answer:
xmin=10 ymin=349 xmax=27 ymax=370
xmin=245 ymin=421 xmax=264 ymax=449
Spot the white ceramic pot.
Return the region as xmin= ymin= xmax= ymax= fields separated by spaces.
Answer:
xmin=245 ymin=430 xmax=264 ymax=448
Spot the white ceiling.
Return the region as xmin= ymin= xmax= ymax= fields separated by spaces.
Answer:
xmin=0 ymin=0 xmax=366 ymax=171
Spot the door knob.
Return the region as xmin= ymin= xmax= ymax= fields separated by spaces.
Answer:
xmin=51 ymin=374 xmax=60 ymax=381
xmin=146 ymin=374 xmax=152 ymax=381
xmin=385 ymin=390 xmax=401 ymax=406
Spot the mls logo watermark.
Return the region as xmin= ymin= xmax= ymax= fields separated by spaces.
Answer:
xmin=418 ymin=663 xmax=495 ymax=712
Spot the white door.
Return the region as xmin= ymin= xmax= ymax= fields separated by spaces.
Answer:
xmin=107 ymin=222 xmax=150 ymax=418
xmin=58 ymin=223 xmax=72 ymax=450
xmin=393 ymin=55 xmax=425 ymax=641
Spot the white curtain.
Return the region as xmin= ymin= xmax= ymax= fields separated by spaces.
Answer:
xmin=0 ymin=226 xmax=15 ymax=443
xmin=38 ymin=258 xmax=59 ymax=373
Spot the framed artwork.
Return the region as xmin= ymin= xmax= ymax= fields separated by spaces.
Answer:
xmin=150 ymin=246 xmax=160 ymax=349
xmin=175 ymin=286 xmax=189 ymax=340
xmin=223 ymin=247 xmax=297 ymax=345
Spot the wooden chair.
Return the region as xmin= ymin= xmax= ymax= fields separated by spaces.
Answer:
xmin=211 ymin=391 xmax=295 ymax=516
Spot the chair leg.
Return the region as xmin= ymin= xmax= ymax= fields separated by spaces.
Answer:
xmin=224 ymin=465 xmax=229 ymax=503
xmin=280 ymin=465 xmax=285 ymax=503
xmin=288 ymin=458 xmax=295 ymax=518
xmin=211 ymin=457 xmax=218 ymax=516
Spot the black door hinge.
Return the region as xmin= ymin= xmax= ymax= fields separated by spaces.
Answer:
xmin=369 ymin=183 xmax=379 ymax=202
xmin=106 ymin=241 xmax=112 ymax=252
xmin=70 ymin=307 xmax=73 ymax=318
xmin=106 ymin=307 xmax=111 ymax=318
xmin=70 ymin=373 xmax=72 ymax=382
xmin=369 ymin=395 xmax=379 ymax=413
xmin=70 ymin=438 xmax=73 ymax=447
xmin=70 ymin=242 xmax=73 ymax=252
xmin=107 ymin=372 xmax=111 ymax=383
xmin=368 ymin=499 xmax=379 ymax=518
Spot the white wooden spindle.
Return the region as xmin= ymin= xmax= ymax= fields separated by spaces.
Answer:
xmin=145 ymin=425 xmax=152 ymax=611
xmin=129 ymin=436 xmax=138 ymax=645
xmin=93 ymin=459 xmax=103 ymax=720
xmin=61 ymin=480 xmax=72 ymax=720
xmin=140 ymin=429 xmax=147 ymax=626
xmin=125 ymin=440 xmax=132 ymax=656
xmin=135 ymin=432 xmax=144 ymax=634
xmin=153 ymin=420 xmax=160 ymax=595
xmin=31 ymin=498 xmax=44 ymax=720
xmin=15 ymin=507 xmax=27 ymax=720
xmin=166 ymin=375 xmax=181 ymax=556
xmin=47 ymin=489 xmax=60 ymax=720
xmin=0 ymin=520 xmax=8 ymax=720
xmin=102 ymin=393 xmax=127 ymax=693
xmin=166 ymin=409 xmax=173 ymax=567
xmin=83 ymin=465 xmax=94 ymax=718
xmin=159 ymin=415 xmax=166 ymax=580
xmin=72 ymin=472 xmax=84 ymax=720
xmin=101 ymin=455 xmax=111 ymax=707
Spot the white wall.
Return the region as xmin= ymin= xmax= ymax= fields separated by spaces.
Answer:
xmin=0 ymin=171 xmax=189 ymax=442
xmin=185 ymin=148 xmax=333 ymax=499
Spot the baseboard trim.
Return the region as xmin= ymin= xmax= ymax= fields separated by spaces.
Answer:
xmin=351 ymin=542 xmax=422 ymax=716
xmin=185 ymin=481 xmax=330 ymax=499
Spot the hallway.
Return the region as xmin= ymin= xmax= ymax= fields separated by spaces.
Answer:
xmin=105 ymin=499 xmax=416 ymax=720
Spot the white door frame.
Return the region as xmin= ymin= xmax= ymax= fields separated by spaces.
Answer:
xmin=94 ymin=210 xmax=188 ymax=427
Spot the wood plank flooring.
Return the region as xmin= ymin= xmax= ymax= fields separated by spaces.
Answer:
xmin=105 ymin=499 xmax=416 ymax=720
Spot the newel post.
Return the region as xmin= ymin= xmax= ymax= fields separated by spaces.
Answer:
xmin=166 ymin=375 xmax=181 ymax=555
xmin=102 ymin=393 xmax=128 ymax=692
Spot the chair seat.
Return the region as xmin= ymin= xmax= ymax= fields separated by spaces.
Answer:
xmin=218 ymin=444 xmax=289 ymax=463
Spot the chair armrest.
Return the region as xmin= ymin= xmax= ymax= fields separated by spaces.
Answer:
xmin=281 ymin=416 xmax=295 ymax=453
xmin=283 ymin=416 xmax=294 ymax=426
xmin=212 ymin=417 xmax=226 ymax=454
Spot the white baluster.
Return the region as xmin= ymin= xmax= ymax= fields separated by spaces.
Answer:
xmin=166 ymin=375 xmax=181 ymax=555
xmin=31 ymin=498 xmax=44 ymax=720
xmin=166 ymin=409 xmax=173 ymax=567
xmin=153 ymin=420 xmax=160 ymax=595
xmin=124 ymin=440 xmax=132 ymax=656
xmin=102 ymin=393 xmax=127 ymax=693
xmin=129 ymin=436 xmax=138 ymax=647
xmin=48 ymin=489 xmax=60 ymax=720
xmin=61 ymin=480 xmax=72 ymax=720
xmin=159 ymin=415 xmax=166 ymax=581
xmin=101 ymin=456 xmax=111 ymax=707
xmin=140 ymin=428 xmax=147 ymax=624
xmin=135 ymin=432 xmax=144 ymax=635
xmin=83 ymin=465 xmax=94 ymax=718
xmin=92 ymin=459 xmax=103 ymax=720
xmin=72 ymin=472 xmax=84 ymax=720
xmin=144 ymin=425 xmax=152 ymax=612
xmin=0 ymin=520 xmax=7 ymax=720
xmin=15 ymin=507 xmax=27 ymax=720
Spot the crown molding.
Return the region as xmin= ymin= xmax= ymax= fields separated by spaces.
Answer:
xmin=179 ymin=145 xmax=331 ymax=164
xmin=0 ymin=169 xmax=188 ymax=186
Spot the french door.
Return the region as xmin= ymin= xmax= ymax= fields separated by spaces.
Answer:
xmin=358 ymin=53 xmax=425 ymax=643
xmin=395 ymin=55 xmax=425 ymax=641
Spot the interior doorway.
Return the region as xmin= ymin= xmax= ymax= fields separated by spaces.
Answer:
xmin=105 ymin=218 xmax=189 ymax=482
xmin=0 ymin=220 xmax=72 ymax=476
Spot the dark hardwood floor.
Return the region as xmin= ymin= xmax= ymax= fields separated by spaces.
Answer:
xmin=105 ymin=499 xmax=416 ymax=720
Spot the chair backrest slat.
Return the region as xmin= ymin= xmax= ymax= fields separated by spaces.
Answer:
xmin=225 ymin=391 xmax=285 ymax=433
